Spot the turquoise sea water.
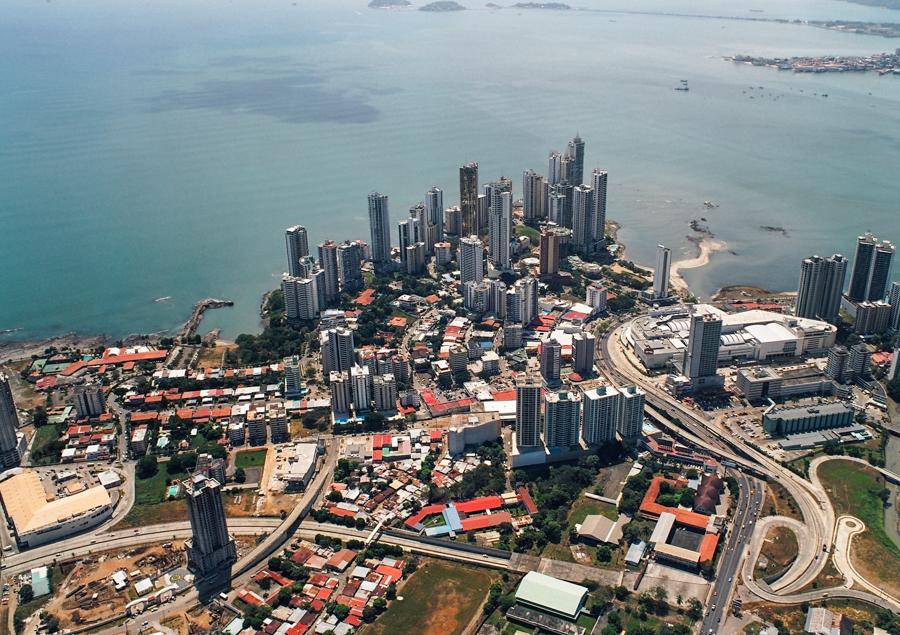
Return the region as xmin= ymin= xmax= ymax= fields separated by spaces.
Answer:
xmin=1 ymin=0 xmax=899 ymax=340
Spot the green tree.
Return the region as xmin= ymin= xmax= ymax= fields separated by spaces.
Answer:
xmin=235 ymin=467 xmax=246 ymax=484
xmin=136 ymin=455 xmax=158 ymax=479
xmin=19 ymin=584 xmax=34 ymax=603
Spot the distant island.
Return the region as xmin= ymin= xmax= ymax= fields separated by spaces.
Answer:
xmin=420 ymin=0 xmax=466 ymax=10
xmin=512 ymin=2 xmax=571 ymax=8
xmin=368 ymin=0 xmax=411 ymax=8
xmin=839 ymin=0 xmax=900 ymax=9
xmin=485 ymin=2 xmax=502 ymax=6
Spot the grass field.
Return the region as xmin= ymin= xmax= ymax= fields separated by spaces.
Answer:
xmin=235 ymin=449 xmax=267 ymax=468
xmin=569 ymin=496 xmax=619 ymax=526
xmin=117 ymin=466 xmax=188 ymax=529
xmin=818 ymin=459 xmax=900 ymax=597
xmin=755 ymin=525 xmax=798 ymax=580
xmin=29 ymin=424 xmax=61 ymax=465
xmin=513 ymin=224 xmax=540 ymax=245
xmin=365 ymin=561 xmax=498 ymax=635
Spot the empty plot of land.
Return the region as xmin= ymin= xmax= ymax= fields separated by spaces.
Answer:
xmin=818 ymin=459 xmax=900 ymax=598
xmin=755 ymin=526 xmax=798 ymax=580
xmin=364 ymin=561 xmax=498 ymax=635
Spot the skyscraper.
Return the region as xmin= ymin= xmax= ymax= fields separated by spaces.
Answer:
xmin=590 ymin=169 xmax=608 ymax=243
xmin=794 ymin=254 xmax=847 ymax=324
xmin=616 ymin=385 xmax=645 ymax=441
xmin=459 ymin=235 xmax=484 ymax=285
xmin=320 ymin=328 xmax=355 ymax=376
xmin=398 ymin=216 xmax=421 ymax=265
xmin=848 ymin=233 xmax=895 ymax=303
xmin=888 ymin=281 xmax=900 ymax=333
xmin=544 ymin=390 xmax=582 ymax=448
xmin=284 ymin=225 xmax=309 ymax=277
xmin=548 ymin=184 xmax=570 ymax=228
xmin=425 ymin=186 xmax=444 ymax=247
xmin=184 ymin=473 xmax=237 ymax=578
xmin=317 ymin=241 xmax=340 ymax=306
xmin=682 ymin=311 xmax=723 ymax=390
xmin=488 ymin=191 xmax=512 ymax=270
xmin=75 ymin=384 xmax=104 ymax=419
xmin=368 ymin=192 xmax=392 ymax=272
xmin=539 ymin=231 xmax=560 ymax=277
xmin=519 ymin=276 xmax=539 ymax=326
xmin=653 ymin=244 xmax=672 ymax=300
xmin=515 ymin=372 xmax=542 ymax=448
xmin=444 ymin=205 xmax=462 ymax=236
xmin=283 ymin=355 xmax=302 ymax=398
xmin=548 ymin=151 xmax=562 ymax=185
xmin=572 ymin=332 xmax=595 ymax=376
xmin=0 ymin=374 xmax=21 ymax=471
xmin=571 ymin=184 xmax=594 ymax=253
xmin=337 ymin=241 xmax=363 ymax=293
xmin=523 ymin=170 xmax=546 ymax=221
xmin=459 ymin=162 xmax=479 ymax=236
xmin=373 ymin=373 xmax=398 ymax=412
xmin=540 ymin=338 xmax=561 ymax=386
xmin=350 ymin=365 xmax=372 ymax=412
xmin=566 ymin=135 xmax=585 ymax=187
xmin=330 ymin=371 xmax=352 ymax=415
xmin=824 ymin=346 xmax=850 ymax=383
xmin=582 ymin=385 xmax=620 ymax=445
xmin=282 ymin=274 xmax=319 ymax=321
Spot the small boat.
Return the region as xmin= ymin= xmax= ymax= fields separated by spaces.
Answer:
xmin=675 ymin=79 xmax=689 ymax=91
xmin=155 ymin=296 xmax=172 ymax=303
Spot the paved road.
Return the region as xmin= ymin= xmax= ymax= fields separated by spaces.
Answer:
xmin=700 ymin=472 xmax=763 ymax=634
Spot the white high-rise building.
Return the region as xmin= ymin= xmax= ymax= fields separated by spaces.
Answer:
xmin=523 ymin=169 xmax=546 ymax=221
xmin=582 ymin=386 xmax=620 ymax=445
xmin=282 ymin=274 xmax=319 ymax=321
xmin=425 ymin=186 xmax=444 ymax=247
xmin=75 ymin=384 xmax=104 ymax=419
xmin=544 ymin=390 xmax=582 ymax=448
xmin=283 ymin=355 xmax=302 ymax=399
xmin=653 ymin=244 xmax=672 ymax=300
xmin=586 ymin=282 xmax=608 ymax=313
xmin=682 ymin=310 xmax=723 ymax=390
xmin=368 ymin=192 xmax=392 ymax=272
xmin=350 ymin=365 xmax=372 ymax=412
xmin=519 ymin=276 xmax=539 ymax=325
xmin=330 ymin=371 xmax=352 ymax=415
xmin=285 ymin=225 xmax=309 ymax=277
xmin=515 ymin=373 xmax=542 ymax=448
xmin=0 ymin=374 xmax=21 ymax=471
xmin=317 ymin=241 xmax=340 ymax=306
xmin=591 ymin=169 xmax=608 ymax=242
xmin=398 ymin=216 xmax=422 ymax=265
xmin=571 ymin=184 xmax=594 ymax=253
xmin=459 ymin=235 xmax=484 ymax=285
xmin=320 ymin=328 xmax=354 ymax=376
xmin=373 ymin=373 xmax=398 ymax=412
xmin=795 ymin=254 xmax=847 ymax=324
xmin=548 ymin=151 xmax=562 ymax=185
xmin=488 ymin=191 xmax=512 ymax=270
xmin=616 ymin=385 xmax=645 ymax=441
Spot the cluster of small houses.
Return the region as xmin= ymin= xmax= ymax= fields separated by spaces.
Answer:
xmin=230 ymin=540 xmax=406 ymax=635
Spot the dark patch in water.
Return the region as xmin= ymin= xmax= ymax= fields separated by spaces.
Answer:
xmin=144 ymin=73 xmax=379 ymax=124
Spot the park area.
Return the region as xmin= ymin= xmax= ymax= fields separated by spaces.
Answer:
xmin=363 ymin=561 xmax=498 ymax=635
xmin=118 ymin=462 xmax=188 ymax=529
xmin=817 ymin=459 xmax=900 ymax=598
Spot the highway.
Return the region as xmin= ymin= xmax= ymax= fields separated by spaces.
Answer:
xmin=594 ymin=318 xmax=897 ymax=618
xmin=700 ymin=472 xmax=763 ymax=634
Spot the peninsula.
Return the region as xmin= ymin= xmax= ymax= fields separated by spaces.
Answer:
xmin=420 ymin=0 xmax=466 ymax=9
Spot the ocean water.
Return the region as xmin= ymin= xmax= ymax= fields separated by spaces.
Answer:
xmin=1 ymin=0 xmax=899 ymax=341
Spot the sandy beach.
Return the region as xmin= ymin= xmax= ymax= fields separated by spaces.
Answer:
xmin=670 ymin=237 xmax=727 ymax=293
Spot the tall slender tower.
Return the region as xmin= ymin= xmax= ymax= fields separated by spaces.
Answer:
xmin=459 ymin=236 xmax=484 ymax=285
xmin=543 ymin=390 xmax=582 ymax=449
xmin=548 ymin=151 xmax=562 ymax=186
xmin=284 ymin=226 xmax=309 ymax=277
xmin=795 ymin=254 xmax=847 ymax=323
xmin=0 ymin=374 xmax=21 ymax=470
xmin=572 ymin=332 xmax=596 ymax=376
xmin=848 ymin=233 xmax=895 ymax=302
xmin=425 ymin=186 xmax=444 ymax=246
xmin=459 ymin=163 xmax=479 ymax=236
xmin=888 ymin=281 xmax=900 ymax=333
xmin=522 ymin=170 xmax=545 ymax=222
xmin=184 ymin=473 xmax=237 ymax=579
xmin=653 ymin=244 xmax=672 ymax=300
xmin=582 ymin=385 xmax=620 ymax=445
xmin=571 ymin=184 xmax=594 ymax=253
xmin=591 ymin=169 xmax=608 ymax=243
xmin=337 ymin=241 xmax=363 ymax=293
xmin=682 ymin=311 xmax=723 ymax=390
xmin=540 ymin=338 xmax=562 ymax=386
xmin=488 ymin=191 xmax=512 ymax=270
xmin=368 ymin=192 xmax=392 ymax=273
xmin=616 ymin=385 xmax=645 ymax=441
xmin=539 ymin=231 xmax=560 ymax=277
xmin=515 ymin=372 xmax=542 ymax=448
xmin=566 ymin=135 xmax=585 ymax=187
xmin=317 ymin=240 xmax=340 ymax=306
